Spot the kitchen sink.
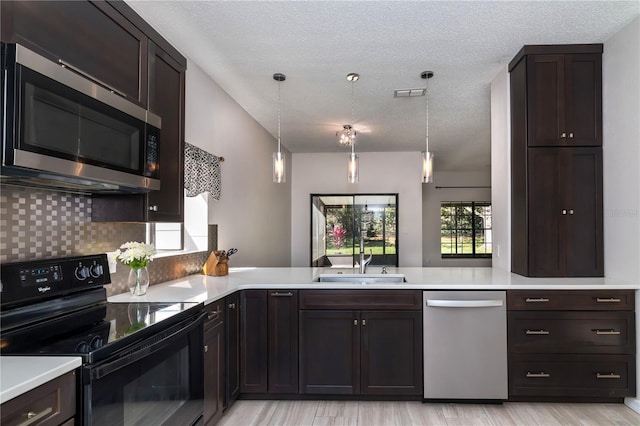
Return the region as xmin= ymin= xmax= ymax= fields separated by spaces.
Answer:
xmin=316 ymin=273 xmax=406 ymax=283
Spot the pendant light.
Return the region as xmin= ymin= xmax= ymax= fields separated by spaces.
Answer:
xmin=345 ymin=72 xmax=360 ymax=183
xmin=421 ymin=71 xmax=434 ymax=183
xmin=273 ymin=73 xmax=286 ymax=183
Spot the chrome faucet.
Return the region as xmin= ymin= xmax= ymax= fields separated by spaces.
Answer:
xmin=359 ymin=232 xmax=372 ymax=274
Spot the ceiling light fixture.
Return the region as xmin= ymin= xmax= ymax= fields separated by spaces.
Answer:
xmin=421 ymin=71 xmax=434 ymax=184
xmin=344 ymin=73 xmax=360 ymax=183
xmin=273 ymin=73 xmax=286 ymax=183
xmin=337 ymin=72 xmax=360 ymax=147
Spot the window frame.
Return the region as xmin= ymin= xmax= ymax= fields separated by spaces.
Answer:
xmin=440 ymin=201 xmax=492 ymax=259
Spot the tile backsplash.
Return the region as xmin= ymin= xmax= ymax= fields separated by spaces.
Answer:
xmin=1 ymin=185 xmax=211 ymax=296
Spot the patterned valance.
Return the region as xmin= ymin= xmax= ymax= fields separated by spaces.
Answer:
xmin=184 ymin=142 xmax=221 ymax=199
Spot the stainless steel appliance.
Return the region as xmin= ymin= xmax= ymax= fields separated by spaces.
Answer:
xmin=1 ymin=42 xmax=161 ymax=193
xmin=423 ymin=290 xmax=508 ymax=401
xmin=1 ymin=255 xmax=205 ymax=425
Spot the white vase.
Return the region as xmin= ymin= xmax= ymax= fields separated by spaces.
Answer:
xmin=127 ymin=267 xmax=150 ymax=296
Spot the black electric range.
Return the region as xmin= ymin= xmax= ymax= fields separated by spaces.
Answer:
xmin=0 ymin=254 xmax=206 ymax=426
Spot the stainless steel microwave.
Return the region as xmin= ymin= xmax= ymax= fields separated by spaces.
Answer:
xmin=1 ymin=43 xmax=161 ymax=193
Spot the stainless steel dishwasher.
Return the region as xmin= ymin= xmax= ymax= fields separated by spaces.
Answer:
xmin=423 ymin=291 xmax=508 ymax=401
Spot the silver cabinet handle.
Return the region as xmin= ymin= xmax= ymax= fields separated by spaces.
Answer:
xmin=596 ymin=298 xmax=621 ymax=303
xmin=594 ymin=329 xmax=621 ymax=335
xmin=353 ymin=319 xmax=358 ymax=326
xmin=58 ymin=58 xmax=128 ymax=98
xmin=204 ymin=345 xmax=209 ymax=353
xmin=426 ymin=299 xmax=503 ymax=308
xmin=148 ymin=205 xmax=158 ymax=211
xmin=525 ymin=297 xmax=549 ymax=303
xmin=362 ymin=319 xmax=366 ymax=326
xmin=561 ymin=209 xmax=567 ymax=215
xmin=526 ymin=329 xmax=550 ymax=335
xmin=560 ymin=132 xmax=567 ymax=138
xmin=526 ymin=372 xmax=550 ymax=378
xmin=228 ymin=303 xmax=236 ymax=309
xmin=19 ymin=407 xmax=53 ymax=426
xmin=596 ymin=373 xmax=621 ymax=379
xmin=270 ymin=291 xmax=294 ymax=297
xmin=569 ymin=132 xmax=574 ymax=138
xmin=207 ymin=309 xmax=222 ymax=321
xmin=569 ymin=209 xmax=574 ymax=215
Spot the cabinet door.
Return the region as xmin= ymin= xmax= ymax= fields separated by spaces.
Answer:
xmin=565 ymin=54 xmax=602 ymax=147
xmin=299 ymin=310 xmax=360 ymax=395
xmin=240 ymin=290 xmax=268 ymax=393
xmin=527 ymin=148 xmax=565 ymax=276
xmin=204 ymin=319 xmax=225 ymax=426
xmin=147 ymin=42 xmax=185 ymax=222
xmin=527 ymin=55 xmax=564 ymax=147
xmin=360 ymin=311 xmax=423 ymax=395
xmin=2 ymin=0 xmax=147 ymax=106
xmin=225 ymin=292 xmax=240 ymax=407
xmin=268 ymin=291 xmax=298 ymax=394
xmin=565 ymin=148 xmax=603 ymax=276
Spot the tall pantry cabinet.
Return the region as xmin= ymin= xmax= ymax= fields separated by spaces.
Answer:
xmin=510 ymin=45 xmax=604 ymax=277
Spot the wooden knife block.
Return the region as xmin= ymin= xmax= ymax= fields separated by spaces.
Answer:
xmin=202 ymin=251 xmax=229 ymax=276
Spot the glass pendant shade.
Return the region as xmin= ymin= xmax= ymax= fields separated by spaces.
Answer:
xmin=337 ymin=125 xmax=356 ymax=146
xmin=347 ymin=152 xmax=359 ymax=183
xmin=421 ymin=151 xmax=434 ymax=183
xmin=273 ymin=150 xmax=285 ymax=183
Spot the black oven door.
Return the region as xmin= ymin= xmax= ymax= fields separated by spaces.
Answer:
xmin=82 ymin=313 xmax=205 ymax=426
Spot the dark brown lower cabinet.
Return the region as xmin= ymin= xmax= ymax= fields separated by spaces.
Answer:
xmin=224 ymin=292 xmax=240 ymax=409
xmin=299 ymin=309 xmax=423 ymax=396
xmin=203 ymin=302 xmax=225 ymax=426
xmin=240 ymin=290 xmax=298 ymax=394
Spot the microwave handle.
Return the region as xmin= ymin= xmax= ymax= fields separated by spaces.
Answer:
xmin=89 ymin=312 xmax=206 ymax=381
xmin=58 ymin=59 xmax=128 ymax=99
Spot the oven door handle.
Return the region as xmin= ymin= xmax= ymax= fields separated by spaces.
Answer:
xmin=90 ymin=312 xmax=206 ymax=381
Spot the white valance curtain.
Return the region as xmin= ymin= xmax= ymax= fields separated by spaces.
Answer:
xmin=184 ymin=142 xmax=221 ymax=199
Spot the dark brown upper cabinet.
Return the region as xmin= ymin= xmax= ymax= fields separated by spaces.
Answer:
xmin=1 ymin=0 xmax=148 ymax=107
xmin=509 ymin=45 xmax=602 ymax=148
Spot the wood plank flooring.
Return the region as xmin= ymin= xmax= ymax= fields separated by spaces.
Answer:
xmin=218 ymin=400 xmax=640 ymax=425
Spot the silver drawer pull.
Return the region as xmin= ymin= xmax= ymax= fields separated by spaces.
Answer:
xmin=526 ymin=329 xmax=550 ymax=335
xmin=19 ymin=407 xmax=53 ymax=426
xmin=596 ymin=373 xmax=621 ymax=379
xmin=596 ymin=298 xmax=621 ymax=303
xmin=207 ymin=309 xmax=222 ymax=320
xmin=270 ymin=292 xmax=294 ymax=297
xmin=228 ymin=303 xmax=236 ymax=309
xmin=354 ymin=319 xmax=358 ymax=326
xmin=525 ymin=297 xmax=549 ymax=303
xmin=526 ymin=372 xmax=550 ymax=378
xmin=594 ymin=329 xmax=621 ymax=335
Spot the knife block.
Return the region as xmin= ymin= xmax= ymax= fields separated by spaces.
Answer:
xmin=202 ymin=251 xmax=229 ymax=276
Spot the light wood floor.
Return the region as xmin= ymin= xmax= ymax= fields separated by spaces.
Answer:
xmin=218 ymin=400 xmax=640 ymax=426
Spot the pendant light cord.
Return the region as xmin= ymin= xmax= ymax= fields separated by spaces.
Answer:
xmin=277 ymin=79 xmax=282 ymax=153
xmin=425 ymin=78 xmax=429 ymax=153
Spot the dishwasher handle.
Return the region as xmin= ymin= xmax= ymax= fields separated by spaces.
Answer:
xmin=426 ymin=299 xmax=504 ymax=308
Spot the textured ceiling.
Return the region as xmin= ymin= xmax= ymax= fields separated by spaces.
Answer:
xmin=126 ymin=1 xmax=639 ymax=171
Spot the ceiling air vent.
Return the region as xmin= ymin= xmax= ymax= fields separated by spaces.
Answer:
xmin=394 ymin=88 xmax=426 ymax=98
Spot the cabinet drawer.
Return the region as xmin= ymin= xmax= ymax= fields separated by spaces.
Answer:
xmin=509 ymin=354 xmax=635 ymax=398
xmin=507 ymin=290 xmax=634 ymax=311
xmin=1 ymin=371 xmax=76 ymax=426
xmin=508 ymin=311 xmax=635 ymax=354
xmin=204 ymin=300 xmax=224 ymax=330
xmin=299 ymin=290 xmax=422 ymax=310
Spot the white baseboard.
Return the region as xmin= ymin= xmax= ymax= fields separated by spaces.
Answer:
xmin=624 ymin=397 xmax=640 ymax=414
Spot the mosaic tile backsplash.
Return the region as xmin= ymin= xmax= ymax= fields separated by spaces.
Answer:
xmin=1 ymin=185 xmax=211 ymax=296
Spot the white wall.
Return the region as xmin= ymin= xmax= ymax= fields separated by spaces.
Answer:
xmin=291 ymin=152 xmax=423 ymax=267
xmin=603 ymin=16 xmax=640 ymax=283
xmin=185 ymin=61 xmax=292 ymax=267
xmin=602 ymin=16 xmax=640 ymax=411
xmin=490 ymin=66 xmax=511 ymax=271
xmin=422 ymin=171 xmax=492 ymax=267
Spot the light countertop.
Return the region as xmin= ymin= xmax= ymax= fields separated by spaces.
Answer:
xmin=0 ymin=356 xmax=82 ymax=404
xmin=108 ymin=266 xmax=640 ymax=305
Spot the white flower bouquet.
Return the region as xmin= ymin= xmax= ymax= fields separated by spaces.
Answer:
xmin=115 ymin=242 xmax=155 ymax=270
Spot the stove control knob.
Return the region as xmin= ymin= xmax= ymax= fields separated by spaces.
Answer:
xmin=75 ymin=341 xmax=91 ymax=353
xmin=74 ymin=266 xmax=90 ymax=280
xmin=90 ymin=264 xmax=103 ymax=278
xmin=90 ymin=335 xmax=104 ymax=349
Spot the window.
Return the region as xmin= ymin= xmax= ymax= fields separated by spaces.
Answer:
xmin=441 ymin=202 xmax=492 ymax=258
